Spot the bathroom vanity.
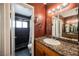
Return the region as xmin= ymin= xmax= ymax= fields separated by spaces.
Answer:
xmin=34 ymin=39 xmax=60 ymax=56
xmin=34 ymin=37 xmax=79 ymax=56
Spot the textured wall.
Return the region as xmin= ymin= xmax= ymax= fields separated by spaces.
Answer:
xmin=29 ymin=3 xmax=77 ymax=37
xmin=46 ymin=3 xmax=77 ymax=36
xmin=30 ymin=3 xmax=46 ymax=38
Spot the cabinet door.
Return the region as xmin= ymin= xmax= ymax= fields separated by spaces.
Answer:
xmin=35 ymin=40 xmax=60 ymax=56
xmin=44 ymin=45 xmax=60 ymax=56
xmin=35 ymin=41 xmax=44 ymax=56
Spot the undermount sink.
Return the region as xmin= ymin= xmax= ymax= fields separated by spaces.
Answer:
xmin=43 ymin=38 xmax=61 ymax=45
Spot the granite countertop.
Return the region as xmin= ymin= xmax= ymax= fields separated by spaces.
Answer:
xmin=35 ymin=37 xmax=79 ymax=56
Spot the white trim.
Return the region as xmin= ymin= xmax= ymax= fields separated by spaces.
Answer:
xmin=1 ymin=3 xmax=11 ymax=56
xmin=0 ymin=4 xmax=4 ymax=56
xmin=52 ymin=16 xmax=63 ymax=38
xmin=11 ymin=3 xmax=34 ymax=56
xmin=10 ymin=4 xmax=15 ymax=56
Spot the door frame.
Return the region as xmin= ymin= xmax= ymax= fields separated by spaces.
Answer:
xmin=52 ymin=15 xmax=62 ymax=38
xmin=11 ymin=3 xmax=34 ymax=56
xmin=0 ymin=3 xmax=11 ymax=56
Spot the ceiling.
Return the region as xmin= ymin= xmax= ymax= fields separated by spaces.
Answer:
xmin=15 ymin=4 xmax=32 ymax=17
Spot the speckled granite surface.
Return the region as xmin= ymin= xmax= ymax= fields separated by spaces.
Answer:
xmin=35 ymin=37 xmax=79 ymax=56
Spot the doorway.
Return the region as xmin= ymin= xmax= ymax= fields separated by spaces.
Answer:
xmin=10 ymin=4 xmax=34 ymax=56
xmin=52 ymin=15 xmax=63 ymax=38
xmin=15 ymin=13 xmax=30 ymax=56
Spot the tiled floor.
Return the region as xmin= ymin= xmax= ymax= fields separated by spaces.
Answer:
xmin=15 ymin=48 xmax=31 ymax=56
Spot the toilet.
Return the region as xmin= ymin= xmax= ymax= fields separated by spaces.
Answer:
xmin=28 ymin=43 xmax=32 ymax=54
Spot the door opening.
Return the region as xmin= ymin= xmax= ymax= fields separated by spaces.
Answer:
xmin=15 ymin=13 xmax=31 ymax=56
xmin=52 ymin=15 xmax=63 ymax=38
xmin=11 ymin=4 xmax=34 ymax=56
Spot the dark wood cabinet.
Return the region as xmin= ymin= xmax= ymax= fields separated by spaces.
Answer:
xmin=34 ymin=40 xmax=60 ymax=56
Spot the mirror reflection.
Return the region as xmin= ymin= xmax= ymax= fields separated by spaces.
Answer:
xmin=64 ymin=16 xmax=78 ymax=34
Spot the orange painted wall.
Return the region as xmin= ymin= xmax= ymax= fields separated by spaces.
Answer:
xmin=46 ymin=3 xmax=78 ymax=36
xmin=29 ymin=3 xmax=78 ymax=37
xmin=30 ymin=3 xmax=46 ymax=38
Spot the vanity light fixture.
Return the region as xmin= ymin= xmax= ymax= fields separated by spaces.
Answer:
xmin=57 ymin=6 xmax=61 ymax=10
xmin=48 ymin=10 xmax=52 ymax=14
xmin=62 ymin=3 xmax=69 ymax=7
xmin=35 ymin=15 xmax=42 ymax=24
xmin=60 ymin=3 xmax=69 ymax=9
xmin=48 ymin=3 xmax=69 ymax=14
xmin=38 ymin=15 xmax=42 ymax=19
xmin=52 ymin=8 xmax=56 ymax=13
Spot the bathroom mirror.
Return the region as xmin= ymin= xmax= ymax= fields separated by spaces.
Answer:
xmin=64 ymin=16 xmax=78 ymax=34
xmin=60 ymin=7 xmax=78 ymax=34
xmin=59 ymin=7 xmax=78 ymax=40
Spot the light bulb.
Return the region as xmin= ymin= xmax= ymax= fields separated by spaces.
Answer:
xmin=48 ymin=10 xmax=52 ymax=14
xmin=62 ymin=3 xmax=69 ymax=7
xmin=57 ymin=6 xmax=60 ymax=9
xmin=38 ymin=15 xmax=42 ymax=19
xmin=52 ymin=9 xmax=55 ymax=11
